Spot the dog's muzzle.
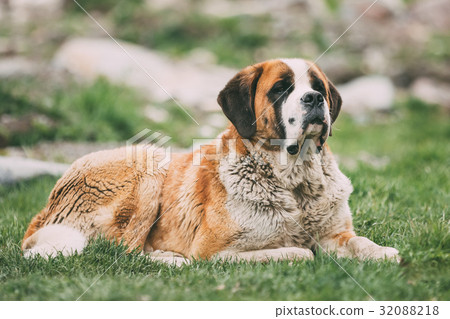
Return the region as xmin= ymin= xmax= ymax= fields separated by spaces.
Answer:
xmin=285 ymin=92 xmax=328 ymax=156
xmin=301 ymin=91 xmax=326 ymax=129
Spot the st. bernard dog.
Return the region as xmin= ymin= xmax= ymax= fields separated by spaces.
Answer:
xmin=22 ymin=58 xmax=400 ymax=264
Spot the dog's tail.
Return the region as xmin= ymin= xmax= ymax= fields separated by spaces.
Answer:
xmin=22 ymin=224 xmax=87 ymax=259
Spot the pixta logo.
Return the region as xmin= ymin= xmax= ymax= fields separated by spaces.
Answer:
xmin=192 ymin=138 xmax=323 ymax=166
xmin=126 ymin=129 xmax=171 ymax=173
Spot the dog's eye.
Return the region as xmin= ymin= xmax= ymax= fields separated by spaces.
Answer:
xmin=271 ymin=82 xmax=286 ymax=95
xmin=312 ymin=79 xmax=326 ymax=95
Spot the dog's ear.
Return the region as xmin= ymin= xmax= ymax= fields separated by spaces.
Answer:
xmin=327 ymin=80 xmax=342 ymax=124
xmin=217 ymin=65 xmax=263 ymax=139
xmin=327 ymin=80 xmax=342 ymax=136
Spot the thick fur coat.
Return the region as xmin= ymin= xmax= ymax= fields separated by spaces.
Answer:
xmin=22 ymin=58 xmax=400 ymax=264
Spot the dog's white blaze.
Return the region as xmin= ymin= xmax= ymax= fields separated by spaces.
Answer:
xmin=280 ymin=58 xmax=331 ymax=146
xmin=23 ymin=224 xmax=87 ymax=259
xmin=280 ymin=59 xmax=314 ymax=143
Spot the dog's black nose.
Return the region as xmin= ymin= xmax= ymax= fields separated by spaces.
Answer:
xmin=286 ymin=144 xmax=299 ymax=155
xmin=301 ymin=91 xmax=324 ymax=108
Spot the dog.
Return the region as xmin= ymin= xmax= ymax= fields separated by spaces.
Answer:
xmin=22 ymin=58 xmax=400 ymax=264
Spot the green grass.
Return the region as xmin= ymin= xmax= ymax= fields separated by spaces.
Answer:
xmin=0 ymin=100 xmax=449 ymax=300
xmin=0 ymin=77 xmax=197 ymax=148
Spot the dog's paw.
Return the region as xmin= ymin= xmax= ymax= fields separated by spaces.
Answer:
xmin=141 ymin=250 xmax=191 ymax=267
xmin=361 ymin=245 xmax=401 ymax=263
xmin=348 ymin=237 xmax=401 ymax=263
xmin=372 ymin=246 xmax=401 ymax=263
xmin=150 ymin=256 xmax=191 ymax=267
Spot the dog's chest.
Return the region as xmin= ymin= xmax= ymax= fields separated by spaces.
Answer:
xmin=219 ymin=153 xmax=349 ymax=251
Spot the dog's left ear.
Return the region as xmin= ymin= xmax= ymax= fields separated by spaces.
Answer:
xmin=217 ymin=65 xmax=263 ymax=139
xmin=327 ymin=80 xmax=342 ymax=136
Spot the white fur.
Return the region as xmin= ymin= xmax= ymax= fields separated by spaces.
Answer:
xmin=319 ymin=234 xmax=400 ymax=261
xmin=143 ymin=250 xmax=191 ymax=267
xmin=23 ymin=224 xmax=87 ymax=259
xmin=218 ymin=138 xmax=399 ymax=262
xmin=347 ymin=237 xmax=400 ymax=262
xmin=280 ymin=58 xmax=331 ymax=148
xmin=219 ymin=144 xmax=353 ymax=252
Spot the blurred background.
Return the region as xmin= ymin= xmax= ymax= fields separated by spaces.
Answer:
xmin=0 ymin=0 xmax=449 ymax=182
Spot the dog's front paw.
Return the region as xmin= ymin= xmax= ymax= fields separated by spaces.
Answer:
xmin=371 ymin=246 xmax=401 ymax=263
xmin=141 ymin=250 xmax=191 ymax=267
xmin=348 ymin=237 xmax=401 ymax=263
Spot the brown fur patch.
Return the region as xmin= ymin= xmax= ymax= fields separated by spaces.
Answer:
xmin=254 ymin=60 xmax=294 ymax=140
xmin=216 ymin=61 xmax=297 ymax=154
xmin=145 ymin=147 xmax=240 ymax=259
xmin=333 ymin=231 xmax=356 ymax=246
xmin=22 ymin=147 xmax=167 ymax=252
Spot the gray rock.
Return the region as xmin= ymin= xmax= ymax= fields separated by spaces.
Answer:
xmin=0 ymin=57 xmax=38 ymax=77
xmin=411 ymin=78 xmax=450 ymax=110
xmin=9 ymin=0 xmax=64 ymax=26
xmin=52 ymin=37 xmax=236 ymax=112
xmin=337 ymin=76 xmax=395 ymax=115
xmin=411 ymin=0 xmax=450 ymax=32
xmin=199 ymin=0 xmax=303 ymax=18
xmin=148 ymin=0 xmax=305 ymax=18
xmin=144 ymin=106 xmax=170 ymax=123
xmin=5 ymin=142 xmax=122 ymax=164
xmin=0 ymin=156 xmax=69 ymax=184
xmin=206 ymin=112 xmax=227 ymax=128
xmin=198 ymin=125 xmax=219 ymax=138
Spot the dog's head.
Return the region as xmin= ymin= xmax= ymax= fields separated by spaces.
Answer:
xmin=217 ymin=58 xmax=342 ymax=154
